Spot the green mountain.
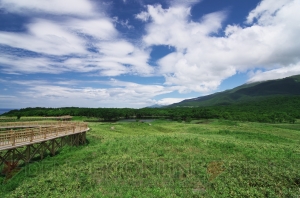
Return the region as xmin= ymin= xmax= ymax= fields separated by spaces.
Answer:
xmin=170 ymin=74 xmax=300 ymax=107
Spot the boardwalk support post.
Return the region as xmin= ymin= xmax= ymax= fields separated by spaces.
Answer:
xmin=0 ymin=122 xmax=89 ymax=177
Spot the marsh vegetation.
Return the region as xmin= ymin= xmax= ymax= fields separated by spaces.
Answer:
xmin=1 ymin=119 xmax=299 ymax=197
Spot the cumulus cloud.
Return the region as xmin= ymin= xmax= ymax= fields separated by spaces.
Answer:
xmin=137 ymin=0 xmax=300 ymax=93
xmin=1 ymin=0 xmax=300 ymax=108
xmin=135 ymin=11 xmax=150 ymax=22
xmin=139 ymin=5 xmax=233 ymax=92
xmin=246 ymin=0 xmax=291 ymax=24
xmin=248 ymin=63 xmax=300 ymax=82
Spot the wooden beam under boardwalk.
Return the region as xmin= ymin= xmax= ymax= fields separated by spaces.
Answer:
xmin=0 ymin=122 xmax=89 ymax=176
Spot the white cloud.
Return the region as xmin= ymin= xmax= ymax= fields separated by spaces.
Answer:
xmin=113 ymin=17 xmax=134 ymax=29
xmin=0 ymin=95 xmax=16 ymax=99
xmin=135 ymin=11 xmax=150 ymax=22
xmin=1 ymin=0 xmax=300 ymax=107
xmin=106 ymin=79 xmax=175 ymax=97
xmin=96 ymin=62 xmax=129 ymax=76
xmin=248 ymin=63 xmax=300 ymax=82
xmin=0 ymin=1 xmax=154 ymax=77
xmin=137 ymin=0 xmax=300 ymax=93
xmin=0 ymin=46 xmax=153 ymax=76
xmin=155 ymin=97 xmax=187 ymax=106
xmin=0 ymin=19 xmax=87 ymax=56
xmin=246 ymin=0 xmax=291 ymax=24
xmin=140 ymin=5 xmax=232 ymax=92
xmin=169 ymin=0 xmax=201 ymax=7
xmin=99 ymin=41 xmax=135 ymax=57
xmin=67 ymin=19 xmax=118 ymax=40
xmin=0 ymin=0 xmax=100 ymax=17
xmin=1 ymin=79 xmax=177 ymax=108
xmin=0 ymin=55 xmax=65 ymax=74
xmin=223 ymin=0 xmax=300 ymax=68
xmin=96 ymin=42 xmax=154 ymax=75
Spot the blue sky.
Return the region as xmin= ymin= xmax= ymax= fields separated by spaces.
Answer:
xmin=1 ymin=0 xmax=300 ymax=108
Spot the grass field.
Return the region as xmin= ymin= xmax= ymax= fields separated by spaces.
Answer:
xmin=1 ymin=119 xmax=300 ymax=197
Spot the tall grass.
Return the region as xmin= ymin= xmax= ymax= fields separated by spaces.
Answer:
xmin=1 ymin=120 xmax=299 ymax=197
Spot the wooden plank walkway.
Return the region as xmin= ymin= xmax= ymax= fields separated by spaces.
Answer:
xmin=0 ymin=122 xmax=89 ymax=176
xmin=0 ymin=121 xmax=89 ymax=151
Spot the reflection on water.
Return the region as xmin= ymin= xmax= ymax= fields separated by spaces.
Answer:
xmin=117 ymin=119 xmax=156 ymax=123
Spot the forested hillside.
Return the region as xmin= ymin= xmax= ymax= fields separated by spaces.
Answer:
xmin=3 ymin=96 xmax=300 ymax=123
xmin=170 ymin=75 xmax=300 ymax=107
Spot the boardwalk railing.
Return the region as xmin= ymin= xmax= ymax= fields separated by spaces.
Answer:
xmin=0 ymin=116 xmax=73 ymax=122
xmin=0 ymin=122 xmax=89 ymax=175
xmin=0 ymin=122 xmax=88 ymax=149
xmin=0 ymin=121 xmax=75 ymax=128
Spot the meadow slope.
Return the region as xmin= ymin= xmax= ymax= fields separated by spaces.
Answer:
xmin=1 ymin=119 xmax=300 ymax=197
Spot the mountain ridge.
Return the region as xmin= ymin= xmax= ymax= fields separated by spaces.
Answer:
xmin=169 ymin=74 xmax=300 ymax=107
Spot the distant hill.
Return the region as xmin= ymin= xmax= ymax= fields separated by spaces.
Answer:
xmin=147 ymin=104 xmax=165 ymax=108
xmin=169 ymin=74 xmax=300 ymax=107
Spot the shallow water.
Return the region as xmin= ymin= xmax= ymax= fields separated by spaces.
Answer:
xmin=116 ymin=119 xmax=156 ymax=123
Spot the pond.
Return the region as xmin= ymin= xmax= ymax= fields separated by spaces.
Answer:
xmin=116 ymin=119 xmax=156 ymax=123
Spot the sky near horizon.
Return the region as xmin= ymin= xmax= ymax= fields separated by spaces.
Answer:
xmin=1 ymin=0 xmax=300 ymax=108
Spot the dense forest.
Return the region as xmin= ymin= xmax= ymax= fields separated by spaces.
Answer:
xmin=170 ymin=74 xmax=300 ymax=107
xmin=3 ymin=96 xmax=300 ymax=124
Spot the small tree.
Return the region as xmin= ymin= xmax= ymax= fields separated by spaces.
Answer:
xmin=17 ymin=114 xmax=21 ymax=120
xmin=185 ymin=116 xmax=192 ymax=123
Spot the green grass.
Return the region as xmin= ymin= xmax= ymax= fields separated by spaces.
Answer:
xmin=1 ymin=120 xmax=300 ymax=197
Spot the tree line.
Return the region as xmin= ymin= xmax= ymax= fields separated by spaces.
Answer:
xmin=3 ymin=96 xmax=300 ymax=124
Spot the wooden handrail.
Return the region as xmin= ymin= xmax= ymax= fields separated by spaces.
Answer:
xmin=0 ymin=121 xmax=74 ymax=127
xmin=0 ymin=122 xmax=88 ymax=148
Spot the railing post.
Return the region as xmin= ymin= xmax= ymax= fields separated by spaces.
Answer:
xmin=30 ymin=129 xmax=34 ymax=142
xmin=10 ymin=129 xmax=15 ymax=146
xmin=44 ymin=127 xmax=47 ymax=139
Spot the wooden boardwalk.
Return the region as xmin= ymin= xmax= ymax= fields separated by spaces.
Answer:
xmin=0 ymin=121 xmax=89 ymax=175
